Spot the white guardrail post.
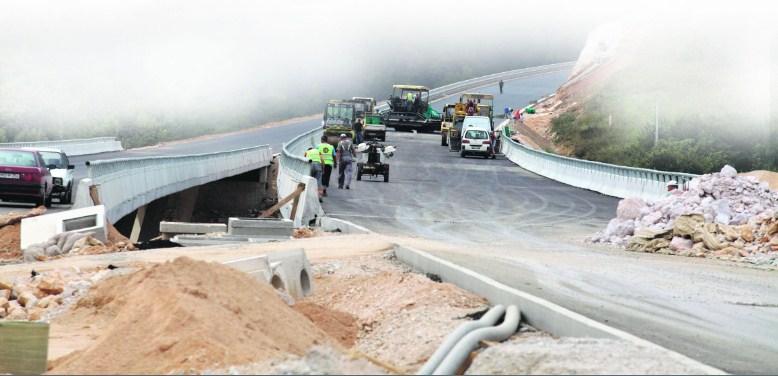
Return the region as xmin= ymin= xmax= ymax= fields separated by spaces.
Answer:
xmin=0 ymin=137 xmax=123 ymax=156
xmin=498 ymin=119 xmax=698 ymax=201
xmin=73 ymin=145 xmax=272 ymax=222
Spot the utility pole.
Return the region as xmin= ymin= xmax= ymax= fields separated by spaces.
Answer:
xmin=654 ymin=102 xmax=659 ymax=147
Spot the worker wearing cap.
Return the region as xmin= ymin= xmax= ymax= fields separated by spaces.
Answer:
xmin=337 ymin=133 xmax=355 ymax=189
xmin=304 ymin=147 xmax=323 ymax=198
xmin=317 ymin=136 xmax=336 ymax=196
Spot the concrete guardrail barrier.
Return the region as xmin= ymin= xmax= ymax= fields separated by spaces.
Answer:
xmin=0 ymin=137 xmax=123 ymax=156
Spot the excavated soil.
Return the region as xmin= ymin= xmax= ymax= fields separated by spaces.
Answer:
xmin=294 ymin=302 xmax=359 ymax=348
xmin=48 ymin=257 xmax=331 ymax=374
xmin=0 ymin=223 xmax=21 ymax=260
xmin=304 ymin=253 xmax=487 ymax=372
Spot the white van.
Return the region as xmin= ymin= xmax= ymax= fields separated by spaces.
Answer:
xmin=460 ymin=116 xmax=494 ymax=159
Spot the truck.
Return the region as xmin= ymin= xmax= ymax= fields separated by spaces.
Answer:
xmin=446 ymin=93 xmax=494 ymax=152
xmin=322 ymin=100 xmax=356 ymax=145
xmin=380 ymin=85 xmax=441 ymax=132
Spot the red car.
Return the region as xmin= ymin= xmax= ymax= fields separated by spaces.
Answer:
xmin=0 ymin=148 xmax=55 ymax=207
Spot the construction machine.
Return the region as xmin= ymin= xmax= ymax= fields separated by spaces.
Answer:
xmin=447 ymin=93 xmax=494 ymax=152
xmin=363 ymin=113 xmax=386 ymax=141
xmin=380 ymin=85 xmax=441 ymax=132
xmin=440 ymin=104 xmax=456 ymax=146
xmin=322 ymin=100 xmax=356 ymax=145
xmin=350 ymin=97 xmax=376 ymax=119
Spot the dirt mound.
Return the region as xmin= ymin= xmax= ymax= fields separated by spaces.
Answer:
xmin=0 ymin=223 xmax=21 ymax=260
xmin=0 ymin=206 xmax=46 ymax=261
xmin=49 ymin=257 xmax=331 ymax=374
xmin=294 ymin=302 xmax=359 ymax=347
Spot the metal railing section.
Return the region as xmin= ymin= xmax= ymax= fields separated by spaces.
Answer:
xmin=499 ymin=122 xmax=698 ymax=200
xmin=278 ymin=127 xmax=324 ymax=226
xmin=0 ymin=137 xmax=123 ymax=156
xmin=74 ymin=145 xmax=272 ymax=221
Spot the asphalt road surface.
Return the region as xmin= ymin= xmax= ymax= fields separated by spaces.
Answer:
xmin=321 ymin=76 xmax=778 ymax=373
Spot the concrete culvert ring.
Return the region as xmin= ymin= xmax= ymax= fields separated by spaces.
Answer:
xmin=270 ymin=274 xmax=286 ymax=292
xmin=300 ymin=269 xmax=311 ymax=296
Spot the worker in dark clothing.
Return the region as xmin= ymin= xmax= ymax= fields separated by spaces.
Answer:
xmin=413 ymin=94 xmax=421 ymax=113
xmin=498 ymin=79 xmax=504 ymax=94
xmin=354 ymin=118 xmax=364 ymax=144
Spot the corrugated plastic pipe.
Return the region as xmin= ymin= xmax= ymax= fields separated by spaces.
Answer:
xmin=432 ymin=305 xmax=521 ymax=375
xmin=417 ymin=305 xmax=506 ymax=375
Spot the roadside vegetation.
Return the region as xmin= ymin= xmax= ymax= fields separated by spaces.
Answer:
xmin=551 ymin=97 xmax=777 ymax=174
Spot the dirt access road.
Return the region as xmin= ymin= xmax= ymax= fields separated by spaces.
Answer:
xmin=321 ymin=75 xmax=778 ymax=374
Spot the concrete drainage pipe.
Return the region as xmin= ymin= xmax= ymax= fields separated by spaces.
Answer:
xmin=418 ymin=305 xmax=506 ymax=375
xmin=432 ymin=305 xmax=521 ymax=375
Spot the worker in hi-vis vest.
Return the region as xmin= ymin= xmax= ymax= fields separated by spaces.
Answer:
xmin=304 ymin=146 xmax=323 ymax=198
xmin=316 ymin=135 xmax=336 ymax=197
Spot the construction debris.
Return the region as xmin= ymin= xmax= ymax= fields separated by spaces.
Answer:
xmin=0 ymin=266 xmax=116 ymax=322
xmin=466 ymin=332 xmax=709 ymax=374
xmin=22 ymin=231 xmax=134 ymax=262
xmin=592 ymin=165 xmax=778 ymax=266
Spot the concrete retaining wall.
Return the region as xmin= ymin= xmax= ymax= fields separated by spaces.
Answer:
xmin=277 ymin=127 xmax=324 ymax=227
xmin=0 ymin=137 xmax=123 ymax=156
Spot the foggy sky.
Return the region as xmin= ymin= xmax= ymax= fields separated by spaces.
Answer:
xmin=0 ymin=0 xmax=776 ymax=136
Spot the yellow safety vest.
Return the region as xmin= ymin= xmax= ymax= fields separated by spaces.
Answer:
xmin=305 ymin=148 xmax=321 ymax=163
xmin=317 ymin=143 xmax=334 ymax=165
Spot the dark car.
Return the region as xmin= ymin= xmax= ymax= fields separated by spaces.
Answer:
xmin=0 ymin=148 xmax=55 ymax=207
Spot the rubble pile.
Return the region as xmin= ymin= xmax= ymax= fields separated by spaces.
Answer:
xmin=0 ymin=267 xmax=113 ymax=321
xmin=592 ymin=165 xmax=778 ymax=266
xmin=23 ymin=231 xmax=134 ymax=262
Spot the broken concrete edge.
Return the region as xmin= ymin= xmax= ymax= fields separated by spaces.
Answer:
xmin=392 ymin=245 xmax=726 ymax=375
xmin=20 ymin=205 xmax=108 ymax=250
xmin=319 ymin=216 xmax=373 ymax=235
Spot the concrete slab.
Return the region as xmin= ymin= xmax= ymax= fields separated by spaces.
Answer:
xmin=221 ymin=255 xmax=273 ymax=282
xmin=160 ymin=222 xmax=227 ymax=235
xmin=20 ymin=205 xmax=107 ymax=249
xmin=170 ymin=234 xmax=288 ymax=247
xmin=228 ymin=217 xmax=294 ymax=237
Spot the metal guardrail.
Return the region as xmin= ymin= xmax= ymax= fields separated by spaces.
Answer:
xmin=374 ymin=61 xmax=575 ymax=112
xmin=278 ymin=127 xmax=324 ymax=226
xmin=73 ymin=145 xmax=272 ymax=221
xmin=499 ymin=120 xmax=699 ymax=200
xmin=0 ymin=137 xmax=123 ymax=156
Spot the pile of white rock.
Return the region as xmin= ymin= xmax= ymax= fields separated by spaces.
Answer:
xmin=591 ymin=165 xmax=778 ymax=266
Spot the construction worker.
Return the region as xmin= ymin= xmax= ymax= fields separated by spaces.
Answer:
xmin=354 ymin=118 xmax=364 ymax=144
xmin=317 ymin=135 xmax=336 ymax=196
xmin=304 ymin=147 xmax=323 ymax=198
xmin=337 ymin=133 xmax=355 ymax=189
xmin=498 ymin=79 xmax=504 ymax=94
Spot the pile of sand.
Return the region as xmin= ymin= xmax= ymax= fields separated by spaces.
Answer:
xmin=49 ymin=257 xmax=331 ymax=374
xmin=294 ymin=302 xmax=359 ymax=347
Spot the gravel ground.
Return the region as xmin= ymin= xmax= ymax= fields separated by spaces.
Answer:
xmin=467 ymin=333 xmax=712 ymax=375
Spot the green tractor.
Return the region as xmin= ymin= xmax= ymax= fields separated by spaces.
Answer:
xmin=380 ymin=85 xmax=441 ymax=132
xmin=322 ymin=100 xmax=356 ymax=145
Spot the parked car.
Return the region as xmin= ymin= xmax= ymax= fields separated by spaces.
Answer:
xmin=0 ymin=148 xmax=55 ymax=207
xmin=23 ymin=147 xmax=75 ymax=204
xmin=460 ymin=116 xmax=495 ymax=159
